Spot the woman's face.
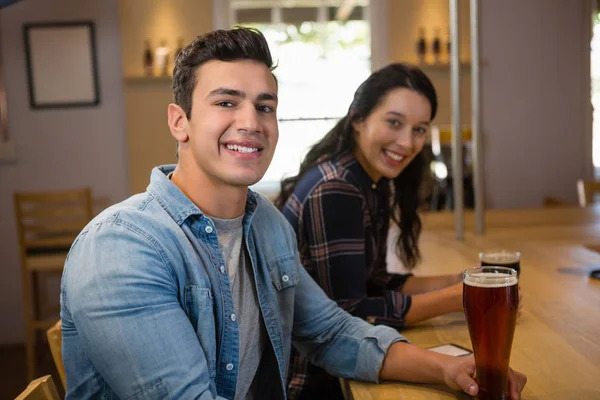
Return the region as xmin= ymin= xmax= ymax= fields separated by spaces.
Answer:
xmin=352 ymin=87 xmax=432 ymax=181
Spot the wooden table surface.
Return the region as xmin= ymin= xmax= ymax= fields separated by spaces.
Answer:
xmin=343 ymin=206 xmax=600 ymax=399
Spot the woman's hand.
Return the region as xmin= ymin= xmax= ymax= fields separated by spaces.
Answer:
xmin=448 ymin=281 xmax=464 ymax=313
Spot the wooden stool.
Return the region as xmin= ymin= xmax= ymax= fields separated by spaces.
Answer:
xmin=15 ymin=375 xmax=60 ymax=400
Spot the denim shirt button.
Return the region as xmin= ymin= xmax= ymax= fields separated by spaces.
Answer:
xmin=230 ymin=313 xmax=236 ymax=322
xmin=226 ymin=363 xmax=234 ymax=371
xmin=282 ymin=274 xmax=289 ymax=283
xmin=205 ymin=226 xmax=213 ymax=234
xmin=220 ymin=265 xmax=226 ymax=274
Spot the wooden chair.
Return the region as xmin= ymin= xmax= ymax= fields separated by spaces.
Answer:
xmin=14 ymin=188 xmax=93 ymax=381
xmin=46 ymin=320 xmax=66 ymax=389
xmin=543 ymin=196 xmax=569 ymax=207
xmin=15 ymin=375 xmax=60 ymax=400
xmin=576 ymin=179 xmax=600 ymax=207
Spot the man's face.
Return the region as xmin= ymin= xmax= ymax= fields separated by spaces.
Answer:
xmin=177 ymin=59 xmax=279 ymax=188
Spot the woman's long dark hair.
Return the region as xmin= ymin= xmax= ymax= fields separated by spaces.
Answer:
xmin=274 ymin=63 xmax=437 ymax=269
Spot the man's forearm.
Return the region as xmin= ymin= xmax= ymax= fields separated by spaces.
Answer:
xmin=379 ymin=341 xmax=447 ymax=383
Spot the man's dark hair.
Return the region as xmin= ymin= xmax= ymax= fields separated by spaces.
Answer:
xmin=172 ymin=27 xmax=276 ymax=120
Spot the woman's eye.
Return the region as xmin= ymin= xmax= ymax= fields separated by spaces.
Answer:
xmin=387 ymin=119 xmax=401 ymax=127
xmin=414 ymin=127 xmax=428 ymax=135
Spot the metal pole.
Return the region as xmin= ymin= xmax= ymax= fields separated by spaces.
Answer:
xmin=450 ymin=0 xmax=464 ymax=240
xmin=471 ymin=0 xmax=484 ymax=235
xmin=0 ymin=20 xmax=8 ymax=143
xmin=368 ymin=0 xmax=390 ymax=71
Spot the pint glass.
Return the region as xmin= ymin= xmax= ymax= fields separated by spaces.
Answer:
xmin=463 ymin=267 xmax=519 ymax=400
xmin=479 ymin=250 xmax=521 ymax=276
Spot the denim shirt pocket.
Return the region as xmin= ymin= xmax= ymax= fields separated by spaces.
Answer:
xmin=184 ymin=285 xmax=217 ymax=378
xmin=268 ymin=256 xmax=300 ymax=291
xmin=268 ymin=256 xmax=299 ymax=340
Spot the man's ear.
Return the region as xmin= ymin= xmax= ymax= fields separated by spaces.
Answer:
xmin=168 ymin=103 xmax=189 ymax=143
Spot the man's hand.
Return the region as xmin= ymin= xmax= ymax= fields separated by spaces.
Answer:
xmin=442 ymin=355 xmax=478 ymax=396
xmin=443 ymin=355 xmax=528 ymax=399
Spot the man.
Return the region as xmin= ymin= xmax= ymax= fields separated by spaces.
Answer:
xmin=61 ymin=27 xmax=526 ymax=399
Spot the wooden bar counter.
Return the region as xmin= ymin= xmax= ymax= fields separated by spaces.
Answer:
xmin=342 ymin=206 xmax=600 ymax=399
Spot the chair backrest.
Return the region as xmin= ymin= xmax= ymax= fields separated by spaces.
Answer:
xmin=15 ymin=375 xmax=60 ymax=400
xmin=46 ymin=320 xmax=66 ymax=389
xmin=14 ymin=188 xmax=93 ymax=256
xmin=576 ymin=179 xmax=600 ymax=207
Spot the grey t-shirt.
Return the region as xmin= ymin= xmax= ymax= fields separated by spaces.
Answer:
xmin=211 ymin=214 xmax=267 ymax=400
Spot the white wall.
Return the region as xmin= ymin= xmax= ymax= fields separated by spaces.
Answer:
xmin=480 ymin=0 xmax=591 ymax=208
xmin=0 ymin=0 xmax=129 ymax=344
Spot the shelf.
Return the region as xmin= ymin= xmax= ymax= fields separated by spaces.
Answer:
xmin=124 ymin=75 xmax=172 ymax=83
xmin=417 ymin=60 xmax=487 ymax=70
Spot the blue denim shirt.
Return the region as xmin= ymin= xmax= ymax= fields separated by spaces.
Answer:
xmin=61 ymin=165 xmax=406 ymax=399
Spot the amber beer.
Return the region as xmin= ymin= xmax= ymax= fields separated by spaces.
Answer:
xmin=463 ymin=267 xmax=519 ymax=400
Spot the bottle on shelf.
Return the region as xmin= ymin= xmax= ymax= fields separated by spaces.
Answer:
xmin=416 ymin=27 xmax=427 ymax=64
xmin=446 ymin=29 xmax=452 ymax=62
xmin=432 ymin=28 xmax=441 ymax=64
xmin=155 ymin=39 xmax=170 ymax=77
xmin=143 ymin=39 xmax=153 ymax=76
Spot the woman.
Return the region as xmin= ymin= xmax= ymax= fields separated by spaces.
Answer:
xmin=275 ymin=63 xmax=464 ymax=399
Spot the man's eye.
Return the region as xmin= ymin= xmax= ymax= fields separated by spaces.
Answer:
xmin=257 ymin=105 xmax=274 ymax=113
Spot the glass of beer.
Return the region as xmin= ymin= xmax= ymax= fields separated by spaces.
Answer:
xmin=463 ymin=267 xmax=519 ymax=400
xmin=479 ymin=250 xmax=521 ymax=276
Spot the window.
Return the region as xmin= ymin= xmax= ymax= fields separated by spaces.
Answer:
xmin=226 ymin=0 xmax=372 ymax=194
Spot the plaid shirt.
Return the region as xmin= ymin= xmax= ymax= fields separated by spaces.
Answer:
xmin=281 ymin=152 xmax=413 ymax=400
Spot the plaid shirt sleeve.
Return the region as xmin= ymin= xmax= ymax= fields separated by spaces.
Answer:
xmin=301 ymin=180 xmax=412 ymax=329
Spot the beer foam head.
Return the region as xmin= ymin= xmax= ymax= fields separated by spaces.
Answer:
xmin=464 ymin=271 xmax=518 ymax=288
xmin=480 ymin=250 xmax=520 ymax=264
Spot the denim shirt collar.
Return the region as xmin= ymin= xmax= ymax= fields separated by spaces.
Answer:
xmin=147 ymin=165 xmax=258 ymax=226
